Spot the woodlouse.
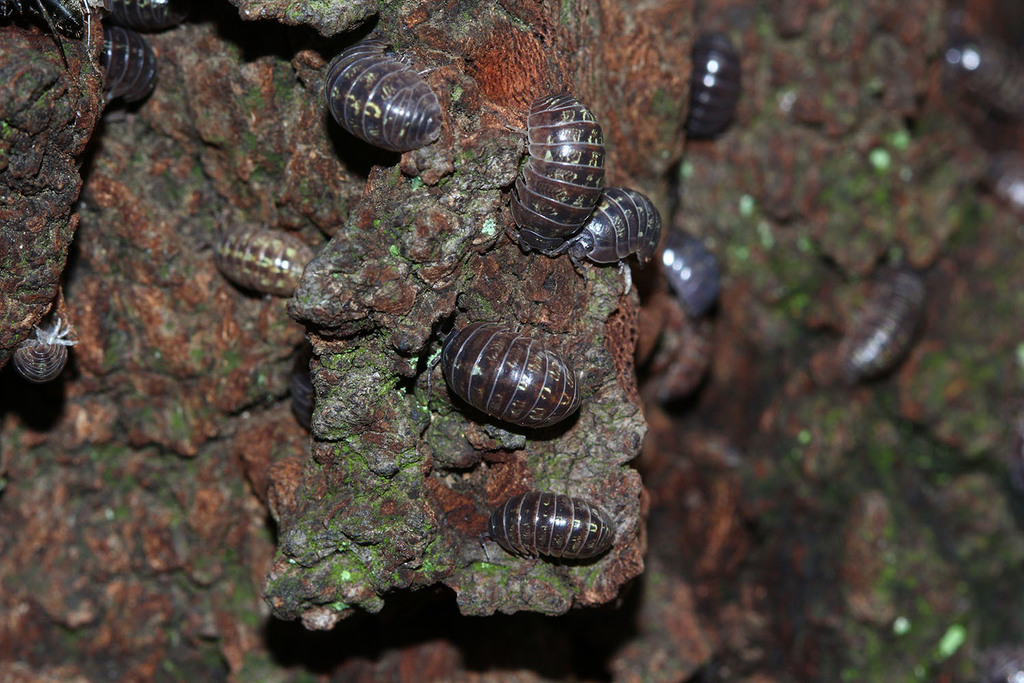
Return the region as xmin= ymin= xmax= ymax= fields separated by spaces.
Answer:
xmin=510 ymin=93 xmax=606 ymax=253
xmin=101 ymin=25 xmax=158 ymax=103
xmin=441 ymin=322 xmax=581 ymax=429
xmin=945 ymin=37 xmax=1024 ymax=121
xmin=686 ymin=33 xmax=741 ymax=138
xmin=213 ymin=226 xmax=315 ymax=297
xmin=837 ymin=267 xmax=925 ymax=382
xmin=108 ymin=0 xmax=187 ymax=30
xmin=323 ymin=38 xmax=442 ymax=153
xmin=0 ymin=0 xmax=85 ymax=37
xmin=661 ymin=231 xmax=720 ymax=317
xmin=483 ymin=491 xmax=615 ymax=560
xmin=12 ymin=317 xmax=77 ymax=383
xmin=556 ymin=187 xmax=662 ymax=267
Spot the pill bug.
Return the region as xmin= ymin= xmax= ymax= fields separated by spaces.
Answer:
xmin=0 ymin=0 xmax=84 ymax=37
xmin=12 ymin=317 xmax=77 ymax=383
xmin=944 ymin=37 xmax=1024 ymax=121
xmin=686 ymin=33 xmax=742 ymax=138
xmin=483 ymin=491 xmax=615 ymax=560
xmin=837 ymin=267 xmax=925 ymax=383
xmin=510 ymin=93 xmax=606 ymax=253
xmin=323 ymin=38 xmax=442 ymax=153
xmin=556 ymin=187 xmax=662 ymax=267
xmin=108 ymin=0 xmax=187 ymax=30
xmin=441 ymin=322 xmax=581 ymax=429
xmin=101 ymin=25 xmax=158 ymax=103
xmin=661 ymin=231 xmax=720 ymax=317
xmin=213 ymin=226 xmax=315 ymax=297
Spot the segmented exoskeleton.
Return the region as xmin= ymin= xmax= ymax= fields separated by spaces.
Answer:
xmin=323 ymin=38 xmax=442 ymax=152
xmin=837 ymin=267 xmax=925 ymax=382
xmin=108 ymin=0 xmax=187 ymax=30
xmin=686 ymin=33 xmax=742 ymax=138
xmin=483 ymin=491 xmax=615 ymax=560
xmin=661 ymin=230 xmax=721 ymax=318
xmin=509 ymin=93 xmax=606 ymax=254
xmin=101 ymin=25 xmax=157 ymax=102
xmin=441 ymin=322 xmax=581 ymax=429
xmin=213 ymin=226 xmax=315 ymax=297
xmin=557 ymin=187 xmax=662 ymax=267
xmin=12 ymin=317 xmax=77 ymax=383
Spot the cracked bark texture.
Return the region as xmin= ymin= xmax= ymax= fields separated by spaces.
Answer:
xmin=2 ymin=0 xmax=1024 ymax=680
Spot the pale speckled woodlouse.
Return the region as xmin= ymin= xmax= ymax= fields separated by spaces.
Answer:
xmin=837 ymin=267 xmax=925 ymax=383
xmin=510 ymin=93 xmax=606 ymax=253
xmin=213 ymin=226 xmax=315 ymax=297
xmin=483 ymin=491 xmax=615 ymax=560
xmin=323 ymin=38 xmax=442 ymax=153
xmin=441 ymin=322 xmax=581 ymax=429
xmin=101 ymin=25 xmax=158 ymax=103
xmin=108 ymin=0 xmax=187 ymax=30
xmin=945 ymin=37 xmax=1024 ymax=121
xmin=686 ymin=33 xmax=741 ymax=138
xmin=555 ymin=187 xmax=662 ymax=267
xmin=661 ymin=231 xmax=720 ymax=317
xmin=12 ymin=317 xmax=77 ymax=383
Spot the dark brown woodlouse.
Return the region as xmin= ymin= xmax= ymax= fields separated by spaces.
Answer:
xmin=101 ymin=25 xmax=158 ymax=103
xmin=686 ymin=33 xmax=741 ymax=138
xmin=323 ymin=38 xmax=442 ymax=153
xmin=837 ymin=267 xmax=925 ymax=383
xmin=945 ymin=37 xmax=1024 ymax=121
xmin=483 ymin=491 xmax=615 ymax=560
xmin=0 ymin=0 xmax=85 ymax=36
xmin=213 ymin=226 xmax=315 ymax=297
xmin=12 ymin=317 xmax=77 ymax=383
xmin=556 ymin=187 xmax=662 ymax=267
xmin=661 ymin=230 xmax=720 ymax=318
xmin=441 ymin=322 xmax=581 ymax=429
xmin=108 ymin=0 xmax=187 ymax=30
xmin=510 ymin=93 xmax=606 ymax=254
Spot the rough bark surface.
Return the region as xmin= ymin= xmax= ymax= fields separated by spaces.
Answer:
xmin=1 ymin=0 xmax=1023 ymax=680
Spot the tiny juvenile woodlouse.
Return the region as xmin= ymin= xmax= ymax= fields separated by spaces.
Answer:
xmin=556 ymin=187 xmax=662 ymax=267
xmin=323 ymin=38 xmax=442 ymax=153
xmin=945 ymin=37 xmax=1024 ymax=121
xmin=661 ymin=231 xmax=720 ymax=317
xmin=213 ymin=226 xmax=315 ymax=297
xmin=101 ymin=25 xmax=158 ymax=103
xmin=483 ymin=491 xmax=615 ymax=560
xmin=108 ymin=0 xmax=187 ymax=30
xmin=1 ymin=0 xmax=86 ymax=37
xmin=441 ymin=322 xmax=581 ymax=429
xmin=12 ymin=317 xmax=77 ymax=383
xmin=837 ymin=267 xmax=925 ymax=383
xmin=510 ymin=93 xmax=606 ymax=253
xmin=686 ymin=33 xmax=741 ymax=138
